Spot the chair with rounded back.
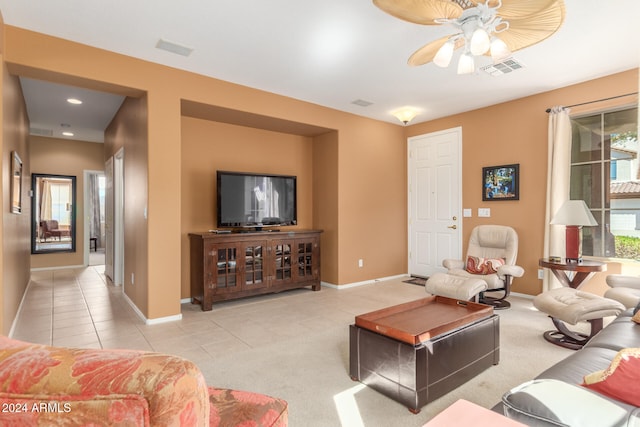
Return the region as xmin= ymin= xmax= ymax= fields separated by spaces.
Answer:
xmin=427 ymin=225 xmax=524 ymax=309
xmin=604 ymin=274 xmax=640 ymax=309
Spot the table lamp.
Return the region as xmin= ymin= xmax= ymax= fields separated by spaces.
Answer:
xmin=550 ymin=200 xmax=598 ymax=263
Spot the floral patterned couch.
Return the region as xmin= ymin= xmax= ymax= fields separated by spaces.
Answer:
xmin=0 ymin=336 xmax=288 ymax=426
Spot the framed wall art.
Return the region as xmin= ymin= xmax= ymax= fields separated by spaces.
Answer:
xmin=11 ymin=151 xmax=23 ymax=214
xmin=482 ymin=163 xmax=519 ymax=201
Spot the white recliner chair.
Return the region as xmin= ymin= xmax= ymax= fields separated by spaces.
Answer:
xmin=604 ymin=274 xmax=640 ymax=308
xmin=426 ymin=225 xmax=524 ymax=309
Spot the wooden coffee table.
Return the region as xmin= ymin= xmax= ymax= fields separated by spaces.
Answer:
xmin=349 ymin=296 xmax=499 ymax=413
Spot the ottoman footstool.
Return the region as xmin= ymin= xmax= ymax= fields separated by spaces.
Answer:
xmin=425 ymin=273 xmax=488 ymax=303
xmin=533 ymin=287 xmax=625 ymax=350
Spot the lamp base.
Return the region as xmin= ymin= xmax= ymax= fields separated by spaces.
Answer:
xmin=565 ymin=225 xmax=583 ymax=263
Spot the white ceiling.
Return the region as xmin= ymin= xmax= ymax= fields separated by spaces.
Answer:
xmin=1 ymin=0 xmax=639 ymax=142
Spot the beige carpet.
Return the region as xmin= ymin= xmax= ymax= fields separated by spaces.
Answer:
xmin=189 ymin=279 xmax=586 ymax=427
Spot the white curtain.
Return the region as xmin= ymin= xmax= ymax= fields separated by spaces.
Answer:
xmin=40 ymin=180 xmax=53 ymax=221
xmin=543 ymin=107 xmax=572 ymax=291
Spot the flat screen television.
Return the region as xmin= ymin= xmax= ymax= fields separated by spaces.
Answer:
xmin=217 ymin=171 xmax=297 ymax=230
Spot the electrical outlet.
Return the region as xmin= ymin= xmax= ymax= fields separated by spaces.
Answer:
xmin=131 ymin=273 xmax=135 ymax=285
xmin=358 ymin=259 xmax=364 ymax=268
xmin=538 ymin=269 xmax=544 ymax=280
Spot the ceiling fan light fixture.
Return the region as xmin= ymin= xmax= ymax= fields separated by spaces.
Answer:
xmin=457 ymin=52 xmax=475 ymax=75
xmin=433 ymin=40 xmax=455 ymax=67
xmin=490 ymin=37 xmax=511 ymax=62
xmin=470 ymin=27 xmax=490 ymax=55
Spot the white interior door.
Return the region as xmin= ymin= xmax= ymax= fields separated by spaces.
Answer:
xmin=114 ymin=149 xmax=124 ymax=286
xmin=104 ymin=157 xmax=114 ymax=281
xmin=408 ymin=127 xmax=462 ymax=277
xmin=104 ymin=148 xmax=124 ymax=285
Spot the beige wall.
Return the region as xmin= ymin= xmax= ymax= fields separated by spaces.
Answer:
xmin=1 ymin=25 xmax=407 ymax=320
xmin=105 ymin=95 xmax=150 ymax=314
xmin=312 ymin=131 xmax=339 ymax=283
xmin=1 ymin=42 xmax=31 ymax=334
xmin=406 ymin=69 xmax=639 ymax=297
xmin=30 ymin=136 xmax=104 ymax=269
xmin=0 ymin=20 xmax=637 ymax=324
xmin=180 ymin=117 xmax=315 ymax=297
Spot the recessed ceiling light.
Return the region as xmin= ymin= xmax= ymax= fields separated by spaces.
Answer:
xmin=62 ymin=131 xmax=74 ymax=137
xmin=67 ymin=98 xmax=83 ymax=105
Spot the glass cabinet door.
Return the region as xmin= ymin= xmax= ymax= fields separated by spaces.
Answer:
xmin=297 ymin=241 xmax=315 ymax=279
xmin=273 ymin=241 xmax=293 ymax=283
xmin=244 ymin=243 xmax=265 ymax=288
xmin=215 ymin=245 xmax=239 ymax=292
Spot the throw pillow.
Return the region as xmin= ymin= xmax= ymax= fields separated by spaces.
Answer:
xmin=632 ymin=310 xmax=640 ymax=325
xmin=466 ymin=256 xmax=505 ymax=275
xmin=502 ymin=379 xmax=628 ymax=427
xmin=582 ymin=347 xmax=640 ymax=407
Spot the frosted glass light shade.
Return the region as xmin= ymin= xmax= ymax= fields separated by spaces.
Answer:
xmin=457 ymin=53 xmax=474 ymax=74
xmin=470 ymin=28 xmax=490 ymax=55
xmin=434 ymin=40 xmax=455 ymax=67
xmin=392 ymin=108 xmax=418 ymax=125
xmin=490 ymin=37 xmax=511 ymax=62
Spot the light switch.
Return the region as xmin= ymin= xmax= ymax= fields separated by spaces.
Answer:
xmin=478 ymin=208 xmax=491 ymax=217
xmin=463 ymin=209 xmax=472 ymax=217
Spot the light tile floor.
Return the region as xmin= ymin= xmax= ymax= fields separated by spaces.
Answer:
xmin=11 ymin=267 xmax=428 ymax=365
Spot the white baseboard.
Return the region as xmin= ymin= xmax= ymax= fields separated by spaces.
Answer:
xmin=122 ymin=291 xmax=182 ymax=325
xmin=31 ymin=264 xmax=85 ymax=272
xmin=8 ymin=279 xmax=36 ymax=339
xmin=322 ymin=274 xmax=409 ymax=290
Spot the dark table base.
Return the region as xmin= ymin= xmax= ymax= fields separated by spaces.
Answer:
xmin=349 ymin=314 xmax=500 ymax=413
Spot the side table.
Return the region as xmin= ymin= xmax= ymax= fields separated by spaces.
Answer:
xmin=423 ymin=399 xmax=525 ymax=427
xmin=538 ymin=258 xmax=606 ymax=289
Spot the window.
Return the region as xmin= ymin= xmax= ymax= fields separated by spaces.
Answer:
xmin=570 ymin=107 xmax=639 ymax=259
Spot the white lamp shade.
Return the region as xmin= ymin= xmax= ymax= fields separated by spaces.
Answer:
xmin=550 ymin=200 xmax=598 ymax=226
xmin=490 ymin=37 xmax=511 ymax=62
xmin=470 ymin=28 xmax=490 ymax=55
xmin=457 ymin=52 xmax=475 ymax=74
xmin=434 ymin=40 xmax=455 ymax=68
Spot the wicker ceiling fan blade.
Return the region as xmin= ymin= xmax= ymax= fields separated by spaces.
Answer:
xmin=373 ymin=0 xmax=464 ymax=25
xmin=408 ymin=35 xmax=465 ymax=66
xmin=496 ymin=2 xmax=566 ymax=52
xmin=493 ymin=0 xmax=564 ymax=21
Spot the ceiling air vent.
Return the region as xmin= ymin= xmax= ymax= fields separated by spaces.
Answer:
xmin=351 ymin=99 xmax=374 ymax=107
xmin=30 ymin=127 xmax=53 ymax=137
xmin=480 ymin=58 xmax=525 ymax=76
xmin=156 ymin=38 xmax=194 ymax=57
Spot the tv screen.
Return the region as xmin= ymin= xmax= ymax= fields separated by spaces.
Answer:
xmin=217 ymin=171 xmax=297 ymax=229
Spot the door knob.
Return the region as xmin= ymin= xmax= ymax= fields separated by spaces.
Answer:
xmin=448 ymin=225 xmax=457 ymax=230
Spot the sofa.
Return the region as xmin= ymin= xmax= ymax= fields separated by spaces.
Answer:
xmin=494 ymin=307 xmax=640 ymax=426
xmin=0 ymin=336 xmax=288 ymax=426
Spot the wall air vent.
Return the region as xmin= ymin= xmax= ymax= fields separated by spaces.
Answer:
xmin=480 ymin=58 xmax=525 ymax=76
xmin=30 ymin=127 xmax=53 ymax=137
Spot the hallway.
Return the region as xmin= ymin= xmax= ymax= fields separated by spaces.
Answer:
xmin=11 ymin=266 xmax=147 ymax=349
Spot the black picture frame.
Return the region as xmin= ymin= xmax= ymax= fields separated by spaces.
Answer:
xmin=482 ymin=164 xmax=519 ymax=201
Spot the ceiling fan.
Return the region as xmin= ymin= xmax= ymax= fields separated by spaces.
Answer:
xmin=373 ymin=0 xmax=565 ymax=74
